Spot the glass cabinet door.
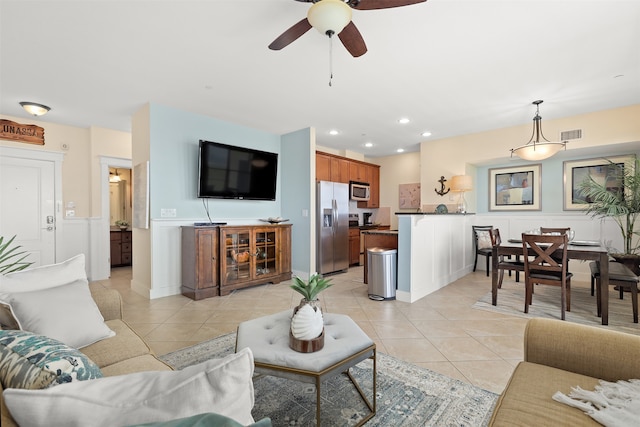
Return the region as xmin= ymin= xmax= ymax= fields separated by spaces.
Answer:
xmin=222 ymin=229 xmax=251 ymax=285
xmin=254 ymin=229 xmax=278 ymax=279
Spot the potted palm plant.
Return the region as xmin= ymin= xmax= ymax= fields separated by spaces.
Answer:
xmin=0 ymin=235 xmax=33 ymax=274
xmin=578 ymin=157 xmax=640 ymax=273
xmin=290 ymin=273 xmax=334 ymax=311
xmin=289 ymin=273 xmax=333 ymax=352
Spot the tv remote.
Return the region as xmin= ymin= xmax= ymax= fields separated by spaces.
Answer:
xmin=193 ymin=222 xmax=227 ymax=226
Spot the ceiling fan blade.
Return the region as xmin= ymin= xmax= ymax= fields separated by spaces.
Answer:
xmin=338 ymin=21 xmax=367 ymax=57
xmin=351 ymin=0 xmax=426 ymax=10
xmin=268 ymin=18 xmax=312 ymax=50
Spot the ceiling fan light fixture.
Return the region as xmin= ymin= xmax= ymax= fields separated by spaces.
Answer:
xmin=510 ymin=100 xmax=567 ymax=161
xmin=307 ymin=0 xmax=352 ymax=36
xmin=19 ymin=101 xmax=51 ymax=116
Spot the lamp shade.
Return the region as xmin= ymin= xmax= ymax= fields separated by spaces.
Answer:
xmin=450 ymin=175 xmax=472 ymax=192
xmin=307 ymin=0 xmax=352 ymax=36
xmin=19 ymin=102 xmax=50 ymax=116
xmin=511 ymin=142 xmax=565 ymax=161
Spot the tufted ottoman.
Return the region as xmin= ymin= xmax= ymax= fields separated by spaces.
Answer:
xmin=235 ymin=310 xmax=376 ymax=426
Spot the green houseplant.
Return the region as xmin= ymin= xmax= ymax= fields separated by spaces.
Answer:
xmin=0 ymin=235 xmax=33 ymax=274
xmin=290 ymin=273 xmax=333 ymax=310
xmin=578 ymin=157 xmax=640 ymax=272
xmin=115 ymin=220 xmax=129 ymax=230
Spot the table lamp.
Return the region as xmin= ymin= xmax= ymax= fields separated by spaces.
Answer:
xmin=450 ymin=175 xmax=472 ymax=213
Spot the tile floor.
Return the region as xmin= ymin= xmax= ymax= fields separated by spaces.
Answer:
xmin=97 ymin=266 xmax=561 ymax=394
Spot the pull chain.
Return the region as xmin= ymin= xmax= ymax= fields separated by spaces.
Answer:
xmin=328 ymin=32 xmax=334 ymax=87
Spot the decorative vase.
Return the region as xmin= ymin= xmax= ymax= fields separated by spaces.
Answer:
xmin=289 ymin=300 xmax=324 ymax=353
xmin=296 ymin=298 xmax=322 ymax=314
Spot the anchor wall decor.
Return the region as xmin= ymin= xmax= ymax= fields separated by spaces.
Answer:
xmin=434 ymin=176 xmax=450 ymax=196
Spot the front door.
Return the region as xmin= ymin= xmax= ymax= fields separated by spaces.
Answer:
xmin=0 ymin=155 xmax=56 ymax=266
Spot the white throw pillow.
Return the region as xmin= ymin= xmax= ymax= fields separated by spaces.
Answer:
xmin=0 ymin=254 xmax=86 ymax=292
xmin=0 ymin=279 xmax=115 ymax=349
xmin=4 ymin=347 xmax=256 ymax=427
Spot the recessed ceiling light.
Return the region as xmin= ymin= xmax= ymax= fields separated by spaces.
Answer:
xmin=398 ymin=118 xmax=410 ymax=124
xmin=364 ymin=142 xmax=373 ymax=148
xmin=397 ymin=148 xmax=405 ymax=153
xmin=329 ymin=129 xmax=339 ymax=135
xmin=421 ymin=131 xmax=432 ymax=137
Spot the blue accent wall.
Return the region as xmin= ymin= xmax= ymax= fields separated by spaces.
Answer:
xmin=476 ymin=152 xmax=640 ymax=214
xmin=146 ymin=103 xmax=314 ymax=277
xmin=281 ymin=128 xmax=314 ymax=275
xmin=148 ymin=103 xmax=283 ymax=220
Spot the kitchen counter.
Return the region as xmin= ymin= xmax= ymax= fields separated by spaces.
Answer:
xmin=350 ymin=224 xmax=388 ymax=230
xmin=362 ymin=229 xmax=398 ymax=235
xmin=395 ymin=212 xmax=475 ymax=215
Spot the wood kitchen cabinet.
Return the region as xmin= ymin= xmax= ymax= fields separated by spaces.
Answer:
xmin=316 ymin=153 xmax=331 ymax=182
xmin=331 ymin=157 xmax=350 ymax=183
xmin=349 ymin=228 xmax=361 ymax=266
xmin=316 ymin=152 xmax=350 ymax=183
xmin=110 ymin=230 xmax=132 ymax=267
xmin=349 ymin=161 xmax=367 ymax=182
xmin=181 ymin=226 xmax=219 ymax=300
xmin=219 ymin=224 xmax=292 ymax=296
xmin=357 ymin=164 xmax=380 ymax=208
xmin=316 ymin=152 xmax=381 ymax=208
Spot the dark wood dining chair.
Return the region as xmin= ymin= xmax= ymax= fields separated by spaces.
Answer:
xmin=590 ymin=261 xmax=639 ymax=322
xmin=522 ymin=233 xmax=573 ymax=320
xmin=539 ymin=227 xmax=570 ymax=235
xmin=490 ymin=229 xmax=523 ymax=288
xmin=473 ymin=225 xmax=493 ymax=277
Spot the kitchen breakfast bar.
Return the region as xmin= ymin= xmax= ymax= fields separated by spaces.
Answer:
xmin=395 ymin=213 xmax=475 ymax=303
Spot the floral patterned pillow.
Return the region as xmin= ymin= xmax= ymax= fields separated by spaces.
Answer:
xmin=0 ymin=330 xmax=102 ymax=390
xmin=476 ymin=230 xmax=493 ymax=250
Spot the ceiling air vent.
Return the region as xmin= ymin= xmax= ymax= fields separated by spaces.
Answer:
xmin=560 ymin=129 xmax=582 ymax=141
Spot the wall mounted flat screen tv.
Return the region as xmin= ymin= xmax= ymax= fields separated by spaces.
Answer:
xmin=197 ymin=140 xmax=278 ymax=200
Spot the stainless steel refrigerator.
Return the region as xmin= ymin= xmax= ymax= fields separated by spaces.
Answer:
xmin=317 ymin=181 xmax=349 ymax=275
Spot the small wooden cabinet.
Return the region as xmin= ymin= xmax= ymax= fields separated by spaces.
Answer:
xmin=181 ymin=224 xmax=292 ymax=300
xmin=349 ymin=228 xmax=361 ymax=266
xmin=219 ymin=224 xmax=292 ymax=296
xmin=110 ymin=230 xmax=132 ymax=267
xmin=181 ymin=226 xmax=219 ymax=300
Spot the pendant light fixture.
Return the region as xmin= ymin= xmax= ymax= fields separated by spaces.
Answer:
xmin=510 ymin=100 xmax=567 ymax=161
xmin=19 ymin=102 xmax=51 ymax=116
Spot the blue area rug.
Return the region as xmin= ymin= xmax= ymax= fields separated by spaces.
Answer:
xmin=161 ymin=333 xmax=498 ymax=426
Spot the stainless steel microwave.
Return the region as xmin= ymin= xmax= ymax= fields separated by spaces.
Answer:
xmin=350 ymin=181 xmax=370 ymax=201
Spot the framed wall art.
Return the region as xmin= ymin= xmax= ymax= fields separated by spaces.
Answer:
xmin=489 ymin=164 xmax=541 ymax=211
xmin=563 ymin=155 xmax=634 ymax=210
xmin=399 ymin=183 xmax=421 ymax=209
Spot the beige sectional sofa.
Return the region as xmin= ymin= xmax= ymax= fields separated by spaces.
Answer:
xmin=0 ymin=282 xmax=172 ymax=426
xmin=490 ymin=318 xmax=640 ymax=426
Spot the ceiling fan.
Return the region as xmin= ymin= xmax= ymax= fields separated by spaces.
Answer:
xmin=269 ymin=0 xmax=427 ymax=57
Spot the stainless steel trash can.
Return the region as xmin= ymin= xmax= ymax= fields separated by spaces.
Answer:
xmin=367 ymin=247 xmax=397 ymax=301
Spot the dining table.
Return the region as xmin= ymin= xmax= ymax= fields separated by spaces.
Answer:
xmin=491 ymin=238 xmax=611 ymax=325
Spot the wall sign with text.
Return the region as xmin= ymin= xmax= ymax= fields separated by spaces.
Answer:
xmin=0 ymin=119 xmax=45 ymax=145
